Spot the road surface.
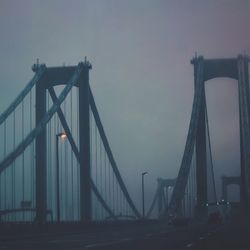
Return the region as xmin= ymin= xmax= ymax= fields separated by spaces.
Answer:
xmin=0 ymin=220 xmax=249 ymax=249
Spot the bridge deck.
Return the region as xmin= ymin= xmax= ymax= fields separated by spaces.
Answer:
xmin=0 ymin=219 xmax=249 ymax=249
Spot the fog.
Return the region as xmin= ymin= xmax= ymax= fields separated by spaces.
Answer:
xmin=0 ymin=0 xmax=250 ymax=213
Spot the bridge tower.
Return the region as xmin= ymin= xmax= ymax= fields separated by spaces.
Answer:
xmin=191 ymin=55 xmax=250 ymax=216
xmin=157 ymin=178 xmax=176 ymax=218
xmin=193 ymin=58 xmax=207 ymax=217
xmin=221 ymin=176 xmax=241 ymax=202
xmin=34 ymin=59 xmax=92 ymax=222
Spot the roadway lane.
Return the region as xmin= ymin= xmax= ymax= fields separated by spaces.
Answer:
xmin=0 ymin=220 xmax=249 ymax=249
xmin=178 ymin=220 xmax=250 ymax=250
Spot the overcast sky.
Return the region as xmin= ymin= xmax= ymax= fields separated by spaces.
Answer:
xmin=1 ymin=0 xmax=250 ymax=211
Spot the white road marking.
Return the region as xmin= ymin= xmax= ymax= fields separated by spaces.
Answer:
xmin=199 ymin=237 xmax=205 ymax=240
xmin=186 ymin=243 xmax=193 ymax=248
xmin=85 ymin=238 xmax=131 ymax=248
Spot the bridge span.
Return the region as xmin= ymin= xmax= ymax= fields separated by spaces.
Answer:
xmin=0 ymin=55 xmax=250 ymax=248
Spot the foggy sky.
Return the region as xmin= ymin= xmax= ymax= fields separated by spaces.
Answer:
xmin=1 ymin=0 xmax=250 ymax=211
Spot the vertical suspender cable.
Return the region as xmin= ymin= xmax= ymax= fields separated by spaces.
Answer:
xmin=192 ymin=162 xmax=194 ymax=216
xmin=104 ymin=150 xmax=107 ymax=219
xmin=190 ymin=157 xmax=194 ymax=216
xmin=95 ymin=124 xmax=98 ymax=218
xmin=112 ymin=171 xmax=115 ymax=215
xmin=89 ymin=109 xmax=92 ymax=220
xmin=121 ymin=191 xmax=124 ymax=216
xmin=4 ymin=121 xmax=6 ymax=211
xmin=50 ymin=95 xmax=53 ymax=215
xmin=76 ymin=88 xmax=80 ymax=219
xmin=120 ymin=188 xmax=123 ymax=216
xmin=95 ymin=124 xmax=98 ymax=186
xmin=12 ymin=110 xmax=16 ymax=220
xmin=118 ymin=182 xmax=121 ymax=215
xmin=59 ymin=113 xmax=64 ymax=220
xmin=116 ymin=179 xmax=119 ymax=216
xmin=0 ymin=130 xmax=2 ymax=210
xmin=46 ymin=91 xmax=49 ymax=213
xmin=193 ymin=150 xmax=196 ymax=206
xmin=64 ymin=98 xmax=68 ymax=220
xmin=187 ymin=173 xmax=190 ymax=216
xmin=192 ymin=156 xmax=194 ymax=216
xmin=46 ymin=93 xmax=49 ymax=213
xmin=30 ymin=89 xmax=34 ymax=220
xmin=47 ymin=92 xmax=52 ymax=217
xmin=22 ymin=99 xmax=25 ymax=221
xmin=194 ymin=151 xmax=196 ymax=214
xmin=53 ymin=113 xmax=57 ymax=218
xmin=56 ymin=111 xmax=60 ymax=219
xmin=0 ymin=134 xmax=1 ymax=211
xmin=108 ymin=162 xmax=111 ymax=213
xmin=100 ymin=137 xmax=103 ymax=218
xmin=189 ymin=164 xmax=191 ymax=217
xmin=70 ymin=89 xmax=74 ymax=221
xmin=104 ymin=151 xmax=107 ymax=207
xmin=46 ymin=92 xmax=49 ymax=212
xmin=188 ymin=163 xmax=190 ymax=216
xmin=126 ymin=195 xmax=129 ymax=216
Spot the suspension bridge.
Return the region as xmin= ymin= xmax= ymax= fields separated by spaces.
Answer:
xmin=0 ymin=55 xmax=250 ymax=247
xmin=146 ymin=55 xmax=250 ymax=220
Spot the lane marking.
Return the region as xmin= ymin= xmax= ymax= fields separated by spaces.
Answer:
xmin=186 ymin=243 xmax=193 ymax=248
xmin=85 ymin=238 xmax=131 ymax=248
xmin=199 ymin=237 xmax=205 ymax=240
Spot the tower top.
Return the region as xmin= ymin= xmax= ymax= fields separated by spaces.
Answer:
xmin=80 ymin=56 xmax=92 ymax=69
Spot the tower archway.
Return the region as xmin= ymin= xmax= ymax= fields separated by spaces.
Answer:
xmin=191 ymin=55 xmax=250 ymax=215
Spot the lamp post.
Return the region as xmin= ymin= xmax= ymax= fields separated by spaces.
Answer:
xmin=56 ymin=132 xmax=67 ymax=222
xmin=142 ymin=172 xmax=148 ymax=219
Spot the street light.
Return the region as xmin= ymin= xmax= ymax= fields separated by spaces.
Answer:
xmin=142 ymin=171 xmax=148 ymax=219
xmin=56 ymin=132 xmax=67 ymax=222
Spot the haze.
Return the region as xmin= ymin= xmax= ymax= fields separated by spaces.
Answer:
xmin=1 ymin=0 xmax=250 ymax=212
